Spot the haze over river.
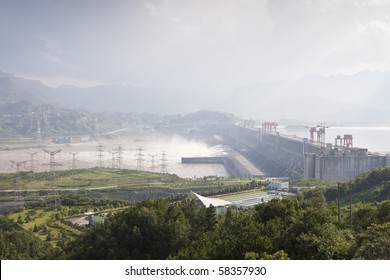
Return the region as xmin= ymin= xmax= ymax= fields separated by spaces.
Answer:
xmin=1 ymin=126 xmax=389 ymax=178
xmin=0 ymin=133 xmax=230 ymax=178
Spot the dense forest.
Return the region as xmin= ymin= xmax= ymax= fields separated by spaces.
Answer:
xmin=62 ymin=194 xmax=389 ymax=260
xmin=1 ymin=168 xmax=390 ymax=260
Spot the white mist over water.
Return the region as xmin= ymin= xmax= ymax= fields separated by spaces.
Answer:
xmin=0 ymin=134 xmax=230 ymax=178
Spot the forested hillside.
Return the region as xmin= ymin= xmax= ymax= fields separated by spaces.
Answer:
xmin=0 ymin=216 xmax=55 ymax=259
xmin=1 ymin=167 xmax=389 ymax=260
xmin=0 ymin=101 xmax=161 ymax=138
xmin=62 ymin=193 xmax=389 ymax=260
xmin=0 ymin=100 xmax=235 ymax=138
xmin=62 ymin=168 xmax=390 ymax=260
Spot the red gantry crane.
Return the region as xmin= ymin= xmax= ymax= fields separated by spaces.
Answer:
xmin=335 ymin=134 xmax=353 ymax=148
xmin=262 ymin=122 xmax=278 ymax=132
xmin=309 ymin=124 xmax=328 ymax=147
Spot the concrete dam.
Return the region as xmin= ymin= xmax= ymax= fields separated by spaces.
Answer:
xmin=182 ymin=153 xmax=264 ymax=178
xmin=214 ymin=124 xmax=390 ymax=181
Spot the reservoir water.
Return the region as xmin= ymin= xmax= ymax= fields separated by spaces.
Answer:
xmin=279 ymin=126 xmax=390 ymax=154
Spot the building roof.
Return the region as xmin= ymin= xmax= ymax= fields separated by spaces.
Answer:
xmin=188 ymin=191 xmax=233 ymax=208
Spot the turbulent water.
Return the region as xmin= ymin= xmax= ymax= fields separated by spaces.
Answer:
xmin=0 ymin=133 xmax=230 ymax=178
xmin=2 ymin=126 xmax=388 ymax=178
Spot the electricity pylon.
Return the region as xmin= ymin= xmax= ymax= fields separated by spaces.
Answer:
xmin=43 ymin=149 xmax=62 ymax=209
xmin=10 ymin=160 xmax=28 ymax=203
xmin=96 ymin=143 xmax=104 ymax=168
xmin=160 ymin=151 xmax=168 ymax=173
xmin=135 ymin=146 xmax=144 ymax=171
xmin=148 ymin=154 xmax=158 ymax=172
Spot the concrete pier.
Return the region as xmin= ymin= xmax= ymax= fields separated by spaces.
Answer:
xmin=181 ymin=157 xmax=224 ymax=164
xmin=182 ymin=154 xmax=265 ymax=178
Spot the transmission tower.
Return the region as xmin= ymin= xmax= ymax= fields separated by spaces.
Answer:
xmin=108 ymin=151 xmax=117 ymax=168
xmin=160 ymin=151 xmax=168 ymax=173
xmin=148 ymin=154 xmax=158 ymax=173
xmin=69 ymin=152 xmax=79 ymax=170
xmin=115 ymin=144 xmax=124 ymax=169
xmin=10 ymin=160 xmax=28 ymax=203
xmin=95 ymin=118 xmax=100 ymax=139
xmin=26 ymin=152 xmax=38 ymax=172
xmin=96 ymin=143 xmax=105 ymax=168
xmin=43 ymin=149 xmax=62 ymax=209
xmin=43 ymin=149 xmax=62 ymax=172
xmin=36 ymin=119 xmax=42 ymax=146
xmin=135 ymin=146 xmax=144 ymax=171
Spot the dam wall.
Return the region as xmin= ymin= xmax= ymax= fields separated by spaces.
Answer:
xmin=182 ymin=154 xmax=264 ymax=178
xmin=307 ymin=154 xmax=390 ymax=181
xmin=220 ymin=124 xmax=390 ymax=181
xmin=181 ymin=157 xmax=224 ymax=164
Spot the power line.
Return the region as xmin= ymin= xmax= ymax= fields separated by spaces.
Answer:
xmin=31 ymin=112 xmax=42 ymax=146
xmin=160 ymin=151 xmax=168 ymax=173
xmin=96 ymin=143 xmax=104 ymax=168
xmin=108 ymin=151 xmax=117 ymax=168
xmin=27 ymin=152 xmax=38 ymax=172
xmin=135 ymin=146 xmax=144 ymax=171
xmin=148 ymin=154 xmax=158 ymax=173
xmin=115 ymin=144 xmax=124 ymax=169
xmin=43 ymin=149 xmax=62 ymax=172
xmin=43 ymin=149 xmax=62 ymax=209
xmin=69 ymin=152 xmax=79 ymax=170
xmin=10 ymin=160 xmax=28 ymax=203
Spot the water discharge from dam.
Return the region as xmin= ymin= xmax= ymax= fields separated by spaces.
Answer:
xmin=0 ymin=133 xmax=231 ymax=178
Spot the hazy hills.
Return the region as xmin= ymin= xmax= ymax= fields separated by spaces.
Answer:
xmin=1 ymin=70 xmax=390 ymax=124
xmin=0 ymin=71 xmax=56 ymax=104
xmin=0 ymin=71 xmax=205 ymax=114
xmin=219 ymin=71 xmax=390 ymax=124
xmin=54 ymin=84 xmax=203 ymax=114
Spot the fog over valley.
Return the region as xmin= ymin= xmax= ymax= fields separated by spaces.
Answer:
xmin=2 ymin=1 xmax=390 ymax=265
xmin=1 ymin=0 xmax=390 ymax=124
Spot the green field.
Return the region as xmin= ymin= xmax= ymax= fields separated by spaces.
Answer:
xmin=0 ymin=168 xmax=257 ymax=191
xmin=1 ymin=167 xmax=264 ymax=247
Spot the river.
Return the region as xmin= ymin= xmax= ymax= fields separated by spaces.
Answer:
xmin=0 ymin=132 xmax=230 ymax=178
xmin=2 ymin=126 xmax=389 ymax=178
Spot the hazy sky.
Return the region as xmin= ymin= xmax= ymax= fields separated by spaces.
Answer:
xmin=1 ymin=0 xmax=390 ymax=95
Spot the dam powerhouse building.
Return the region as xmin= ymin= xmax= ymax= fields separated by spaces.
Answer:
xmin=214 ymin=123 xmax=390 ymax=181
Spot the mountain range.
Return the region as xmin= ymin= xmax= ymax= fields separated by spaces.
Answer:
xmin=1 ymin=70 xmax=390 ymax=125
xmin=217 ymin=70 xmax=390 ymax=125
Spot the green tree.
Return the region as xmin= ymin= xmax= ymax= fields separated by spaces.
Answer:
xmin=245 ymin=250 xmax=289 ymax=260
xmin=377 ymin=200 xmax=390 ymax=223
xmin=17 ymin=215 xmax=24 ymax=224
xmin=46 ymin=229 xmax=52 ymax=241
xmin=355 ymin=223 xmax=390 ymax=259
xmin=352 ymin=203 xmax=378 ymax=232
xmin=33 ymin=224 xmax=39 ymax=232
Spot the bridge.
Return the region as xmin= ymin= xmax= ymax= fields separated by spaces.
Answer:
xmin=209 ymin=124 xmax=390 ymax=181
